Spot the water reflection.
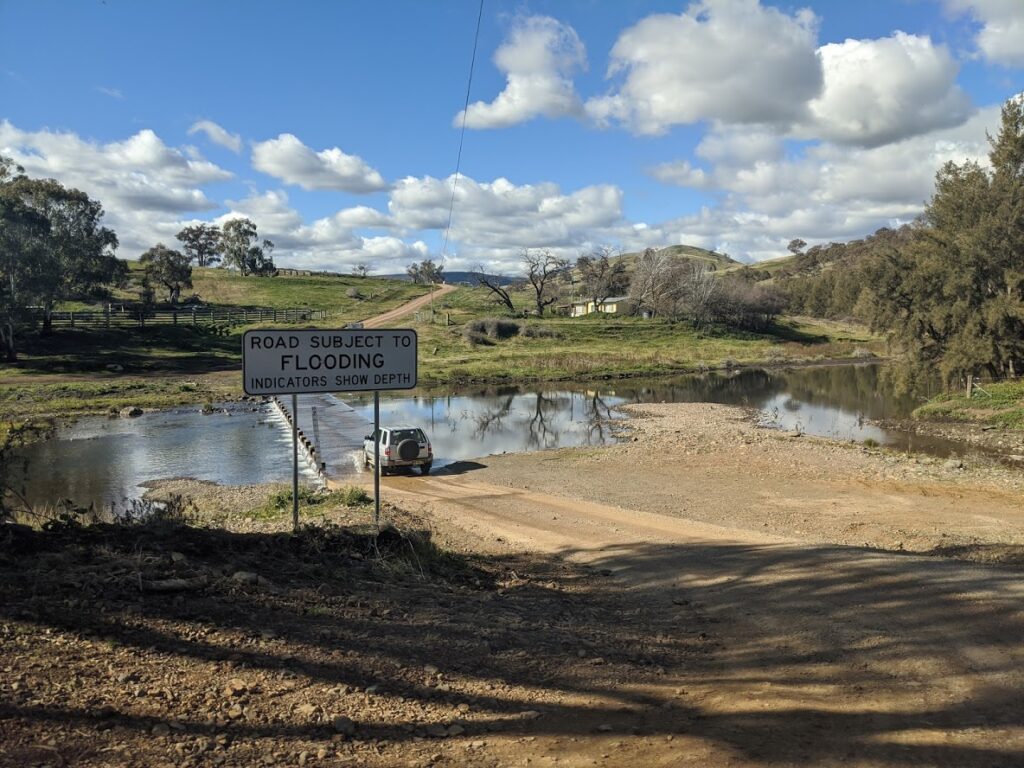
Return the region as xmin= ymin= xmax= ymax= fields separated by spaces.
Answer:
xmin=345 ymin=389 xmax=620 ymax=469
xmin=9 ymin=403 xmax=319 ymax=509
xmin=10 ymin=363 xmax=1002 ymax=510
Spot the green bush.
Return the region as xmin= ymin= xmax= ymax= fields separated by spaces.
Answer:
xmin=337 ymin=485 xmax=371 ymax=506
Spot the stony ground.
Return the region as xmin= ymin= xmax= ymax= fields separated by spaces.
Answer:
xmin=0 ymin=508 xmax=715 ymax=768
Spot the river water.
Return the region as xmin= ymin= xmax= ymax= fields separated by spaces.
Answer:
xmin=3 ymin=363 xmax=991 ymax=509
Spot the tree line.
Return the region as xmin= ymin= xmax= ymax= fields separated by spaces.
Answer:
xmin=0 ymin=158 xmax=277 ymax=361
xmin=472 ymin=245 xmax=784 ymax=330
xmin=768 ymin=99 xmax=1024 ymax=392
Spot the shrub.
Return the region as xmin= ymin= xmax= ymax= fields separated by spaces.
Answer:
xmin=338 ymin=485 xmax=371 ymax=506
xmin=462 ymin=329 xmax=495 ymax=346
xmin=466 ymin=317 xmax=520 ymax=340
xmin=521 ymin=325 xmax=557 ymax=339
xmin=345 ymin=287 xmax=363 ymax=300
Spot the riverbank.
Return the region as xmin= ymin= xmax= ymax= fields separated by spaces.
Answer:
xmin=414 ymin=313 xmax=881 ymax=385
xmin=153 ymin=399 xmax=1024 ymax=569
xmin=424 ymin=402 xmax=1024 ymax=567
xmin=906 ymin=379 xmax=1024 ymax=453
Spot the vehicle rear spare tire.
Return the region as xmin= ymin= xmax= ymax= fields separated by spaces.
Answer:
xmin=397 ymin=439 xmax=419 ymax=461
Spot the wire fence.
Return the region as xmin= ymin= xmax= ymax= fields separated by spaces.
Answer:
xmin=32 ymin=306 xmax=328 ymax=329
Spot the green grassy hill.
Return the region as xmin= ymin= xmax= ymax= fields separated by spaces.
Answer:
xmin=65 ymin=263 xmax=432 ymax=324
xmin=189 ymin=267 xmax=430 ymax=322
xmin=615 ymin=244 xmax=740 ymax=274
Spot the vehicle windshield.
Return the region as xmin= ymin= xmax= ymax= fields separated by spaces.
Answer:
xmin=391 ymin=429 xmax=424 ymax=442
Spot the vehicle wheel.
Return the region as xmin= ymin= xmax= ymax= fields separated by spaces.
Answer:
xmin=420 ymin=463 xmax=432 ymax=476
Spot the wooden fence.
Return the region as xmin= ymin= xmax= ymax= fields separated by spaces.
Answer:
xmin=34 ymin=306 xmax=328 ymax=329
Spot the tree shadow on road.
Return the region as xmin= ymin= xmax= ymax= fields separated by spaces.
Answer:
xmin=2 ymin=522 xmax=1023 ymax=766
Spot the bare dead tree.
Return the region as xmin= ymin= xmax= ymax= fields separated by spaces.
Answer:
xmin=629 ymin=247 xmax=684 ymax=317
xmin=678 ymin=261 xmax=719 ymax=327
xmin=577 ymin=246 xmax=628 ymax=312
xmin=523 ymin=249 xmax=569 ymax=316
xmin=471 ymin=266 xmax=516 ymax=313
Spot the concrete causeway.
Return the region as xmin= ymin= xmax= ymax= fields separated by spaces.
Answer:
xmin=272 ymin=393 xmax=372 ymax=484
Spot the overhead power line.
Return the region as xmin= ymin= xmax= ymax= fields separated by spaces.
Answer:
xmin=440 ymin=0 xmax=485 ymax=263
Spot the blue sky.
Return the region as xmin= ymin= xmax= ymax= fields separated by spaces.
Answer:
xmin=2 ymin=0 xmax=1022 ymax=273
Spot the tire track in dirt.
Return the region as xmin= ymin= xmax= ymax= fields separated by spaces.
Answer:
xmin=381 ymin=470 xmax=1024 ymax=765
xmin=361 ymin=284 xmax=456 ymax=329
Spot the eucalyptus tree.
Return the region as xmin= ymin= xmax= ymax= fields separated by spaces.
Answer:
xmin=176 ymin=223 xmax=221 ymax=267
xmin=0 ymin=167 xmax=122 ymax=335
xmin=140 ymin=244 xmax=193 ymax=303
xmin=221 ymin=218 xmax=275 ymax=276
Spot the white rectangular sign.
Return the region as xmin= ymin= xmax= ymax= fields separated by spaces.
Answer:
xmin=242 ymin=328 xmax=417 ymax=395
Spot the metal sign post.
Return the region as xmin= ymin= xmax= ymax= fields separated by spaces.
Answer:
xmin=241 ymin=328 xmax=418 ymax=533
xmin=291 ymin=393 xmax=299 ymax=530
xmin=373 ymin=391 xmax=380 ymax=528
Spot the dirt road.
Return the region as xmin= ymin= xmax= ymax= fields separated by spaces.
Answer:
xmin=361 ymin=284 xmax=457 ymax=328
xmin=375 ymin=403 xmax=1024 ymax=766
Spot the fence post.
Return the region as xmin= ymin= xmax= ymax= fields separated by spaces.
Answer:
xmin=274 ymin=309 xmax=278 ymax=322
xmin=173 ymin=310 xmax=177 ymax=326
xmin=70 ymin=311 xmax=75 ymax=329
xmin=192 ymin=308 xmax=197 ymax=326
xmin=105 ymin=304 xmax=110 ymax=328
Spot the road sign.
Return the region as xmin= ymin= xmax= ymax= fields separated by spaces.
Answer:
xmin=242 ymin=328 xmax=417 ymax=395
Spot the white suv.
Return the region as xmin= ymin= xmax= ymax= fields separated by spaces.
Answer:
xmin=363 ymin=425 xmax=433 ymax=475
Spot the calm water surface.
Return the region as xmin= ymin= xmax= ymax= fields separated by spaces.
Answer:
xmin=6 ymin=364 xmax=992 ymax=509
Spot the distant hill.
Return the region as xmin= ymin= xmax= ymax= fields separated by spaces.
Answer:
xmin=615 ymin=244 xmax=741 ymax=273
xmin=385 ymin=245 xmax=737 ymax=285
xmin=380 ymin=270 xmax=514 ymax=285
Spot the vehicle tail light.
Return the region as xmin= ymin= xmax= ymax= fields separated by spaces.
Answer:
xmin=384 ymin=448 xmax=391 ymax=457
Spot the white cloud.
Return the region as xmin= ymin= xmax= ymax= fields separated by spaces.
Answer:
xmin=0 ymin=121 xmax=233 ymax=255
xmin=806 ymin=32 xmax=973 ymax=146
xmin=388 ymin=174 xmax=625 ymax=270
xmin=946 ymin=0 xmax=1024 ymax=67
xmin=0 ymin=122 xmax=240 ymax=256
xmin=648 ymin=105 xmax=1000 ymax=261
xmin=648 ymin=160 xmax=712 ymax=188
xmin=588 ymin=2 xmax=977 ymax=148
xmin=458 ymin=15 xmax=586 ymax=129
xmin=188 ymin=120 xmax=242 ymax=153
xmin=251 ymin=133 xmax=388 ymax=193
xmin=96 ymin=86 xmax=123 ymax=100
xmin=586 ymin=0 xmax=821 ymax=135
xmin=213 ymin=190 xmax=425 ymax=272
xmin=696 ymin=128 xmax=784 ymax=166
